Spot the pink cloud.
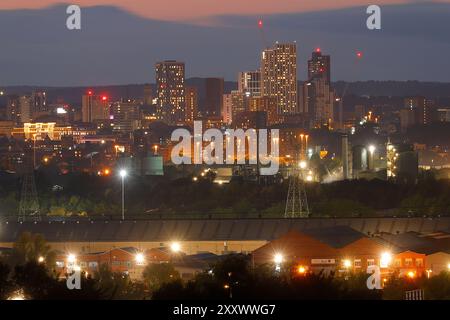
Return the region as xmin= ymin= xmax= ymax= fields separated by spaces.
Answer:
xmin=0 ymin=0 xmax=420 ymax=21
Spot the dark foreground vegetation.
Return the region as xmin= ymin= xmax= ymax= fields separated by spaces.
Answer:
xmin=1 ymin=165 xmax=450 ymax=219
xmin=1 ymin=233 xmax=450 ymax=300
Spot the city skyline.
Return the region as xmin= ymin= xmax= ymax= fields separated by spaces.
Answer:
xmin=1 ymin=2 xmax=450 ymax=85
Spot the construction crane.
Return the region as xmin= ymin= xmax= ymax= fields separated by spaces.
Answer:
xmin=258 ymin=18 xmax=269 ymax=49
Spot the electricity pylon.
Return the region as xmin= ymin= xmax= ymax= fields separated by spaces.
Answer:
xmin=284 ymin=168 xmax=310 ymax=218
xmin=284 ymin=139 xmax=310 ymax=219
xmin=18 ymin=146 xmax=41 ymax=222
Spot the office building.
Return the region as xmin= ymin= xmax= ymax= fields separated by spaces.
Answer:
xmin=238 ymin=71 xmax=261 ymax=97
xmin=404 ymin=96 xmax=434 ymax=126
xmin=143 ymin=84 xmax=153 ymax=106
xmin=261 ymin=42 xmax=298 ymax=115
xmin=6 ymin=95 xmax=20 ymax=123
xmin=111 ymin=99 xmax=142 ymax=134
xmin=307 ymin=48 xmax=331 ymax=83
xmin=82 ymin=92 xmax=110 ymax=123
xmin=185 ymin=86 xmax=198 ymax=124
xmin=222 ymin=93 xmax=233 ymax=125
xmin=155 ymin=60 xmax=185 ymax=125
xmin=31 ymin=91 xmax=47 ymax=114
xmin=19 ymin=95 xmax=32 ymax=123
xmin=198 ymin=78 xmax=223 ymax=119
xmin=301 ymin=50 xmax=335 ymax=128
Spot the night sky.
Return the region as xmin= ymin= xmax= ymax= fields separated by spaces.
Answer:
xmin=0 ymin=1 xmax=449 ymax=85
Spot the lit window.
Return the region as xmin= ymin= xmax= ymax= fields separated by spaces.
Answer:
xmin=415 ymin=259 xmax=423 ymax=267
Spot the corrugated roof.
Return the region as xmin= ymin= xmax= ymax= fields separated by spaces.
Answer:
xmin=377 ymin=231 xmax=450 ymax=254
xmin=302 ymin=226 xmax=366 ymax=248
xmin=0 ymin=217 xmax=449 ymax=243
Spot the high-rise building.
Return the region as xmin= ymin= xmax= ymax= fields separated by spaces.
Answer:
xmin=31 ymin=91 xmax=47 ymax=114
xmin=222 ymin=93 xmax=233 ymax=125
xmin=199 ymin=78 xmax=223 ymax=118
xmin=155 ymin=60 xmax=185 ymax=125
xmin=437 ymin=108 xmax=450 ymax=122
xmin=143 ymin=84 xmax=153 ymax=106
xmin=404 ymin=96 xmax=433 ymax=125
xmin=301 ymin=50 xmax=335 ymax=128
xmin=400 ymin=108 xmax=416 ymax=133
xmin=308 ymin=49 xmax=330 ymax=83
xmin=19 ymin=96 xmax=32 ymax=123
xmin=244 ymin=96 xmax=280 ymax=126
xmin=302 ymin=79 xmax=335 ymax=128
xmin=238 ymin=71 xmax=261 ymax=97
xmin=82 ymin=92 xmax=110 ymax=123
xmin=185 ymin=86 xmax=198 ymax=124
xmin=230 ymin=90 xmax=246 ymax=122
xmin=111 ymin=99 xmax=141 ymax=134
xmin=261 ymin=42 xmax=298 ymax=115
xmin=6 ymin=95 xmax=20 ymax=123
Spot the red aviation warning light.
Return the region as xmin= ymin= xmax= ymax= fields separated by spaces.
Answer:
xmin=315 ymin=47 xmax=321 ymax=53
xmin=101 ymin=96 xmax=108 ymax=101
xmin=88 ymin=90 xmax=93 ymax=96
xmin=356 ymin=51 xmax=363 ymax=59
xmin=258 ymin=19 xmax=263 ymax=28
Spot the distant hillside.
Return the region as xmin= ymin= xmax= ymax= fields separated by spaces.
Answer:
xmin=333 ymin=81 xmax=450 ymax=98
xmin=1 ymin=80 xmax=450 ymax=108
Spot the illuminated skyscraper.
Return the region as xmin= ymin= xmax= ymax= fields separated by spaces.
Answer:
xmin=185 ymin=86 xmax=198 ymax=124
xmin=302 ymin=49 xmax=335 ymax=128
xmin=155 ymin=60 xmax=185 ymax=125
xmin=19 ymin=95 xmax=32 ymax=123
xmin=31 ymin=91 xmax=47 ymax=114
xmin=238 ymin=71 xmax=261 ymax=97
xmin=230 ymin=90 xmax=246 ymax=122
xmin=308 ymin=49 xmax=330 ymax=84
xmin=261 ymin=42 xmax=298 ymax=115
xmin=222 ymin=93 xmax=233 ymax=125
xmin=111 ymin=99 xmax=141 ymax=134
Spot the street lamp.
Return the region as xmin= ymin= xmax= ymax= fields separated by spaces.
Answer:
xmin=119 ymin=169 xmax=127 ymax=220
xmin=298 ymin=266 xmax=306 ymax=274
xmin=343 ymin=259 xmax=352 ymax=269
xmin=170 ymin=242 xmax=181 ymax=253
xmin=299 ymin=161 xmax=307 ymax=169
xmin=135 ymin=253 xmax=145 ymax=265
xmin=274 ymin=253 xmax=283 ymax=264
xmin=67 ymin=254 xmax=76 ymax=264
xmin=368 ymin=145 xmax=376 ymax=171
xmin=380 ymin=252 xmax=392 ymax=268
xmin=274 ymin=253 xmax=283 ymax=272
